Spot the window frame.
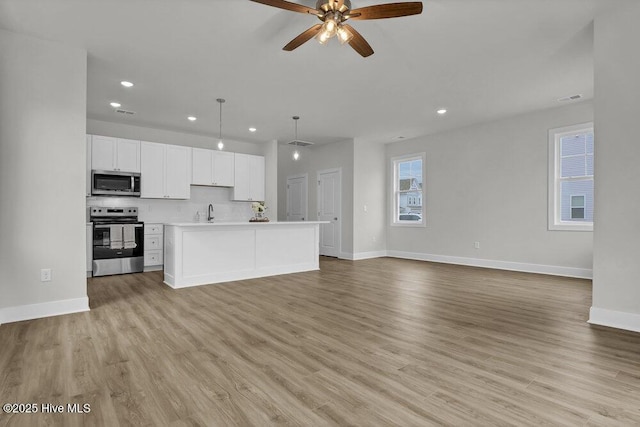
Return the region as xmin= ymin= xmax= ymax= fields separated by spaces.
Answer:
xmin=391 ymin=153 xmax=426 ymax=227
xmin=548 ymin=122 xmax=594 ymax=231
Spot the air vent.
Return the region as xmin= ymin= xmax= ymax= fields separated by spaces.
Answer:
xmin=288 ymin=140 xmax=314 ymax=147
xmin=558 ymin=94 xmax=582 ymax=102
xmin=115 ymin=109 xmax=136 ymax=115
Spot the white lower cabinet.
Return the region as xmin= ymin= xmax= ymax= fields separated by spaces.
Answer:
xmin=144 ymin=223 xmax=164 ymax=270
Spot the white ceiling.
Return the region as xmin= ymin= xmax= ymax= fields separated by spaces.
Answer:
xmin=0 ymin=0 xmax=595 ymax=145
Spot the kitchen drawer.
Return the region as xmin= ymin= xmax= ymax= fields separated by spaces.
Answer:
xmin=144 ymin=250 xmax=163 ymax=266
xmin=145 ymin=224 xmax=164 ymax=235
xmin=145 ymin=235 xmax=162 ymax=251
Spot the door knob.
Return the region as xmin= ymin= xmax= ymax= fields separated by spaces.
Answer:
xmin=334 ymin=217 xmax=338 ymax=220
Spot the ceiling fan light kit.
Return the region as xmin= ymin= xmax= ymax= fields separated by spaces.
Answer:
xmin=250 ymin=0 xmax=423 ymax=57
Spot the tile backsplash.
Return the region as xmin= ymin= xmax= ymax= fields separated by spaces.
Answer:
xmin=87 ymin=186 xmax=256 ymax=224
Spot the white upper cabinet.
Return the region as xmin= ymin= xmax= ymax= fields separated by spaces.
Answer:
xmin=192 ymin=148 xmax=235 ymax=187
xmin=191 ymin=148 xmax=212 ymax=186
xmin=141 ymin=141 xmax=191 ymax=199
xmin=86 ymin=135 xmax=92 ymax=197
xmin=140 ymin=142 xmax=165 ymax=198
xmin=91 ymin=135 xmax=141 ymax=173
xmin=212 ymin=151 xmax=235 ymax=187
xmin=165 ymin=145 xmax=191 ymax=198
xmin=233 ymin=153 xmax=265 ymax=202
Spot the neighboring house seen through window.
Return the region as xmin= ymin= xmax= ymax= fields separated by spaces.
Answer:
xmin=548 ymin=123 xmax=594 ymax=231
xmin=392 ymin=153 xmax=425 ymax=226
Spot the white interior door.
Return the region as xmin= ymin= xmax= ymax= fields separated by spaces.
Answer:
xmin=317 ymin=168 xmax=341 ymax=257
xmin=286 ymin=174 xmax=308 ymax=221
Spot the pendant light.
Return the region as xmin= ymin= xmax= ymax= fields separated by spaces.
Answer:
xmin=292 ymin=116 xmax=300 ymax=161
xmin=217 ymin=98 xmax=225 ymax=150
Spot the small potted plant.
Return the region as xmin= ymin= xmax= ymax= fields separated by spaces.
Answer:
xmin=251 ymin=202 xmax=268 ymax=222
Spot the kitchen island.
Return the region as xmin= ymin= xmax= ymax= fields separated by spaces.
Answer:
xmin=163 ymin=221 xmax=327 ymax=288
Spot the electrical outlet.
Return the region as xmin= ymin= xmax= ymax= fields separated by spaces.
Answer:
xmin=474 ymin=241 xmax=480 ymax=249
xmin=364 ymin=205 xmax=368 ymax=212
xmin=41 ymin=268 xmax=52 ymax=282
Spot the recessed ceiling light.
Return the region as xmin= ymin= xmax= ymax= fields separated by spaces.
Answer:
xmin=437 ymin=108 xmax=447 ymax=115
xmin=187 ymin=116 xmax=197 ymax=122
xmin=120 ymin=81 xmax=134 ymax=88
xmin=110 ymin=102 xmax=121 ymax=108
xmin=249 ymin=127 xmax=257 ymax=132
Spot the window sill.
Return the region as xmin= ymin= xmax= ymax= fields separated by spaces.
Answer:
xmin=391 ymin=222 xmax=427 ymax=228
xmin=548 ymin=222 xmax=593 ymax=232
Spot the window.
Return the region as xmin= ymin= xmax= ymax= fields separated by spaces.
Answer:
xmin=548 ymin=123 xmax=594 ymax=231
xmin=570 ymin=195 xmax=585 ymax=219
xmin=392 ymin=153 xmax=425 ymax=226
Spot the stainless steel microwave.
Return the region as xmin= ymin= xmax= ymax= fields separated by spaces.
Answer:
xmin=91 ymin=170 xmax=141 ymax=197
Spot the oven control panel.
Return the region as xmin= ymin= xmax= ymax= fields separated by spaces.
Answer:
xmin=90 ymin=207 xmax=138 ymax=218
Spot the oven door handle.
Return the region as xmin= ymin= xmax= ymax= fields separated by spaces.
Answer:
xmin=94 ymin=224 xmax=143 ymax=230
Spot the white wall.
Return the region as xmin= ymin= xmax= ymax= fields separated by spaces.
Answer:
xmin=0 ymin=30 xmax=88 ymax=323
xmin=353 ymin=139 xmax=387 ymax=258
xmin=278 ymin=140 xmax=354 ymax=257
xmin=590 ymin=1 xmax=640 ymax=332
xmin=385 ymin=101 xmax=594 ymax=277
xmin=86 ymin=119 xmax=277 ymax=221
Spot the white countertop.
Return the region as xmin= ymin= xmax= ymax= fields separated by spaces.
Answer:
xmin=165 ymin=221 xmax=328 ymax=227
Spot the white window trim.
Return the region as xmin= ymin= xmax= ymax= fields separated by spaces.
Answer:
xmin=548 ymin=122 xmax=594 ymax=231
xmin=391 ymin=152 xmax=426 ymax=227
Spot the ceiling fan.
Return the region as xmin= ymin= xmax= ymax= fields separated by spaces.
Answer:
xmin=250 ymin=0 xmax=423 ymax=57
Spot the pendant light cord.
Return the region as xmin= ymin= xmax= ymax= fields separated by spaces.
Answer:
xmin=293 ymin=116 xmax=300 ymax=147
xmin=218 ymin=99 xmax=223 ymax=140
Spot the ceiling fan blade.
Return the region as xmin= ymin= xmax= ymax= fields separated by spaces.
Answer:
xmin=283 ymin=24 xmax=323 ymax=51
xmin=249 ymin=0 xmax=320 ymax=15
xmin=343 ymin=24 xmax=374 ymax=57
xmin=349 ymin=2 xmax=423 ymax=20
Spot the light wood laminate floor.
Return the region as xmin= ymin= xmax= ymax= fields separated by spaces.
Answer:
xmin=1 ymin=257 xmax=640 ymax=426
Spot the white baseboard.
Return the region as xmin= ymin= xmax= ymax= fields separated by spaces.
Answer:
xmin=343 ymin=251 xmax=388 ymax=261
xmin=588 ymin=307 xmax=640 ymax=333
xmin=386 ymin=250 xmax=593 ymax=279
xmin=0 ymin=297 xmax=89 ymax=325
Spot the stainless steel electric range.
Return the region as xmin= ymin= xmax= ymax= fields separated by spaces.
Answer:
xmin=90 ymin=207 xmax=144 ymax=276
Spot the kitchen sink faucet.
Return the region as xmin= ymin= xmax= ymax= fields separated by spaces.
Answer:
xmin=207 ymin=204 xmax=214 ymax=222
